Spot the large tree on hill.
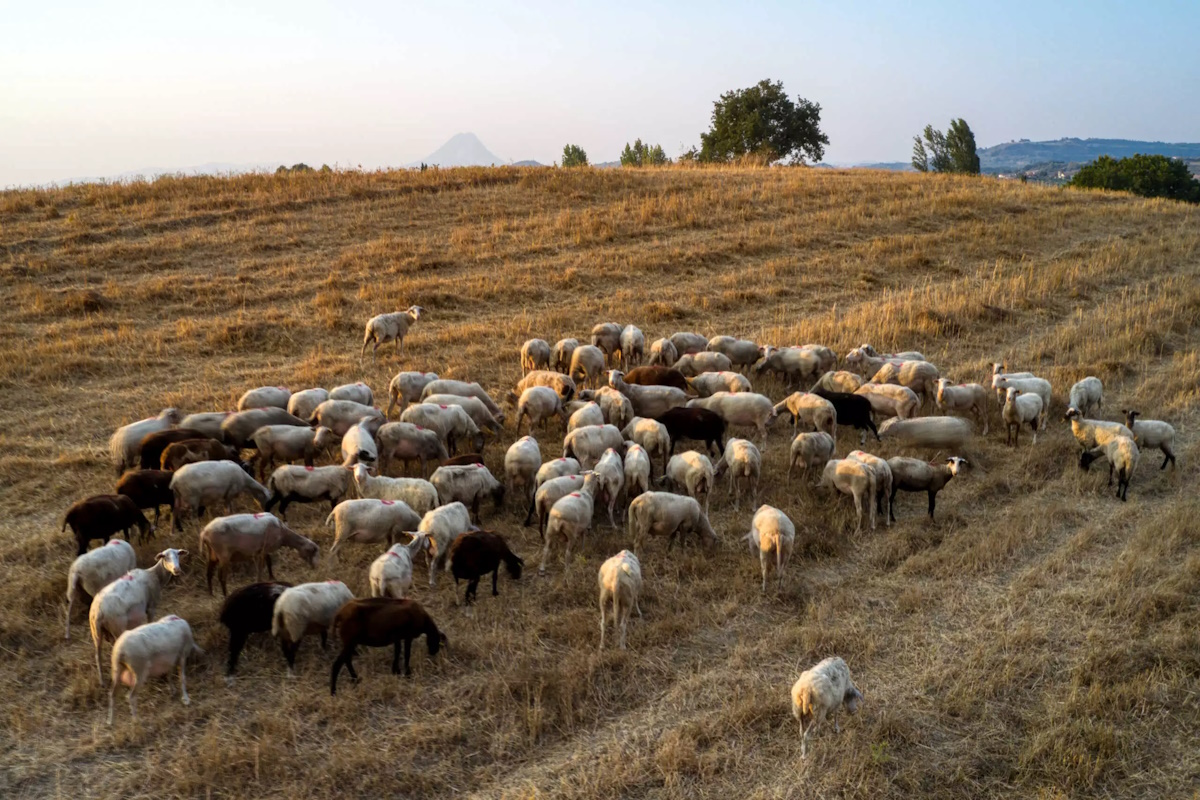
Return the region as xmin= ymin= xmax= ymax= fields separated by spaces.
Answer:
xmin=561 ymin=144 xmax=588 ymax=168
xmin=912 ymin=118 xmax=980 ymax=174
xmin=620 ymin=139 xmax=671 ymax=167
xmin=698 ymin=79 xmax=828 ymax=165
xmin=1069 ymin=154 xmax=1200 ymax=203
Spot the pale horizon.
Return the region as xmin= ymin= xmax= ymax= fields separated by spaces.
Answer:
xmin=4 ymin=0 xmax=1199 ymax=187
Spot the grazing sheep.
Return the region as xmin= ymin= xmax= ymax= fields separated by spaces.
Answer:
xmin=993 ymin=375 xmax=1052 ymax=424
xmin=608 ymin=369 xmax=689 ymax=419
xmin=510 ymin=385 xmax=570 ymax=434
xmin=622 ymin=365 xmax=689 ymax=391
xmin=935 ymin=379 xmax=989 ymax=434
xmin=843 ymin=347 xmax=906 ymax=377
xmin=326 ymin=499 xmax=422 ymax=562
xmin=64 ymin=494 xmax=152 ymax=556
xmin=107 ymin=615 xmax=202 ymax=726
xmin=535 ymin=457 xmax=583 ymax=487
xmin=990 ymin=365 xmax=1037 ymax=405
xmin=570 ymin=344 xmax=609 ymax=389
xmin=687 ymin=371 xmax=752 ymax=397
xmin=647 ymin=337 xmax=679 ymax=367
xmin=860 ymin=344 xmax=924 ymax=361
xmin=516 ymin=370 xmax=576 ymax=402
xmin=420 ymin=502 xmax=477 ymax=587
xmin=661 ymin=451 xmax=714 ymax=514
xmin=422 ymin=394 xmax=502 ymax=437
xmin=504 ymin=436 xmax=542 ymax=510
xmin=669 ymin=331 xmax=708 ymax=355
xmin=878 ymin=416 xmax=974 ymax=452
xmin=340 ymin=418 xmax=379 ymax=468
xmin=753 ymin=346 xmax=820 ymax=390
xmin=773 ymin=392 xmax=837 ymax=440
xmin=526 ymin=472 xmax=588 ymax=538
xmin=375 ymin=422 xmax=449 ymax=478
xmin=568 ymin=401 xmax=606 ymax=433
xmin=1004 ymin=388 xmax=1044 ymax=446
xmin=854 ymin=383 xmax=920 ymax=420
xmin=812 ymin=389 xmax=879 ymax=446
xmin=1066 ymin=376 xmax=1104 ymax=418
xmin=539 ymin=473 xmax=601 ymax=574
xmin=587 ymin=386 xmax=635 ymax=430
xmin=361 ymin=305 xmax=423 ymax=359
xmin=791 ymin=656 xmax=864 ymax=758
xmin=563 ymin=424 xmax=625 ymax=470
xmin=846 ymin=450 xmax=893 ymax=528
xmin=385 ymin=371 xmax=440 ymax=418
xmin=869 ymin=360 xmax=940 ymax=408
xmin=330 ymin=382 xmax=374 ymax=406
xmin=442 ymin=452 xmax=485 ymax=467
xmin=170 ymin=461 xmax=271 ymax=531
xmin=352 ymin=464 xmax=434 ymax=514
xmin=221 ymin=408 xmax=310 ymax=449
xmin=674 ymin=351 xmax=733 ymax=377
xmin=89 ymin=548 xmax=186 ymax=683
xmin=886 ymin=456 xmax=967 ymax=522
xmin=551 ymin=338 xmax=580 ymax=374
xmin=179 ymin=411 xmax=232 ymax=441
xmin=592 ymin=448 xmax=626 ymax=530
xmin=686 ymin=392 xmax=775 ymax=450
xmin=272 ymin=581 xmax=356 ymax=675
xmin=626 ymin=492 xmax=718 ymax=551
xmin=252 ymin=425 xmax=336 ymax=479
xmin=446 ymin=530 xmax=524 ymax=606
xmin=713 ymin=438 xmax=762 ymax=511
xmin=787 ymin=431 xmax=836 ymax=485
xmin=265 ymin=465 xmax=354 ymax=518
xmin=798 ymin=344 xmax=838 ymax=375
xmin=419 ymin=380 xmax=506 ymax=424
xmin=329 ymin=598 xmax=446 ymax=693
xmin=238 ymin=386 xmax=291 ymax=411
xmin=706 ymin=335 xmax=761 ymax=372
xmin=287 ymin=388 xmax=331 ymax=421
xmin=310 ymin=399 xmax=386 ymax=438
xmin=138 ymin=428 xmax=217 ymax=470
xmin=621 ymin=416 xmax=671 ymax=474
xmin=430 ymin=464 xmax=505 ymax=523
xmin=65 ymin=539 xmax=137 ymax=640
xmin=160 ymin=438 xmax=246 ymax=472
xmin=1123 ymin=409 xmax=1177 ymax=470
xmin=816 ymin=459 xmax=877 ymax=533
xmin=810 ymin=370 xmax=863 ymax=394
xmin=619 ymin=324 xmax=645 ymax=367
xmin=115 ymin=470 xmax=175 ymax=528
xmin=657 ymin=407 xmax=726 ymax=457
xmin=623 ymin=442 xmax=652 ymax=501
xmin=521 ymin=338 xmax=552 ymax=374
xmin=109 ymin=408 xmax=181 ymax=474
xmin=199 ymin=513 xmax=319 ymax=596
xmin=368 ymin=534 xmax=434 ymax=599
xmin=598 ymin=550 xmax=643 ymax=650
xmin=591 ymin=322 xmax=624 ymax=364
xmin=401 ymin=403 xmax=484 ymax=455
xmin=745 ymin=505 xmax=794 ymax=592
xmin=1080 ymin=435 xmax=1141 ymax=501
xmin=220 ymin=582 xmax=292 ymax=678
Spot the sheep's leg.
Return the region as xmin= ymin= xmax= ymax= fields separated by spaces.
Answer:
xmin=760 ymin=550 xmax=769 ymax=593
xmin=491 ymin=568 xmax=499 ymax=596
xmin=392 ymin=642 xmax=403 ymax=674
xmin=178 ymin=655 xmax=190 ymax=706
xmin=1107 ymin=463 xmax=1114 ymax=487
xmin=265 ymin=554 xmax=275 ymax=580
xmin=928 ymin=491 xmax=936 ymax=520
xmin=281 ymin=640 xmax=299 ymax=676
xmin=206 ymin=561 xmax=216 ymax=595
xmin=127 ymin=677 xmax=139 ymax=721
xmin=219 ymin=564 xmax=230 ymax=597
xmin=403 ymin=638 xmax=413 ymax=676
xmin=538 ymin=534 xmax=553 ymax=575
xmin=95 ymin=639 xmax=104 ymax=685
xmin=599 ymin=591 xmax=607 ymax=650
xmin=227 ymin=630 xmax=248 ymax=676
xmin=853 ymin=494 xmax=865 ymax=534
xmin=799 ymin=718 xmax=811 ymax=759
xmin=107 ymin=673 xmax=118 ymax=726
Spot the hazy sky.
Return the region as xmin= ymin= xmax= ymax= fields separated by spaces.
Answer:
xmin=3 ymin=0 xmax=1198 ymax=186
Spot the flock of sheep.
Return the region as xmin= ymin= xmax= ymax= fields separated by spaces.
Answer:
xmin=59 ymin=306 xmax=1179 ymax=757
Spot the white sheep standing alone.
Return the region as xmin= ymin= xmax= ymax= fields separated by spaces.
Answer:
xmin=65 ymin=539 xmax=137 ymax=640
xmin=361 ymin=305 xmax=423 ymax=360
xmin=109 ymin=408 xmax=181 ymax=474
xmin=791 ymin=656 xmax=864 ymax=758
xmin=1003 ymin=388 xmax=1043 ymax=446
xmin=744 ymin=505 xmax=795 ymax=592
xmin=598 ymin=550 xmax=643 ymax=650
xmin=107 ymin=614 xmax=203 ymax=725
xmin=272 ymin=581 xmax=355 ymax=675
xmin=368 ymin=534 xmax=434 ymax=599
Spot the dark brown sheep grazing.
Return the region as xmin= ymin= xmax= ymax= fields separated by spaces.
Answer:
xmin=657 ymin=407 xmax=726 ymax=457
xmin=62 ymin=494 xmax=152 ymax=556
xmin=161 ymin=439 xmax=248 ymax=472
xmin=138 ymin=428 xmax=214 ymax=470
xmin=446 ymin=530 xmax=523 ymax=605
xmin=116 ymin=469 xmax=175 ymax=526
xmin=441 ymin=452 xmax=485 ymax=467
xmin=329 ymin=598 xmax=446 ymax=695
xmin=624 ymin=366 xmax=689 ymax=391
xmin=219 ymin=581 xmax=292 ymax=677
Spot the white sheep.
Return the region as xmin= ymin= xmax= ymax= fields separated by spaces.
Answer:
xmin=265 ymin=464 xmax=354 ymax=519
xmin=589 ymin=385 xmax=635 ymax=430
xmin=563 ymin=424 xmax=624 ymax=470
xmin=658 ymin=449 xmax=715 ymax=513
xmin=568 ymin=401 xmax=606 ymax=432
xmin=401 ymin=402 xmax=484 ymax=455
xmin=375 ymin=421 xmax=450 ymax=477
xmin=619 ymin=324 xmax=645 ymax=367
xmin=1066 ymin=376 xmax=1104 ymax=418
xmin=169 ymin=461 xmax=271 ymax=531
xmin=420 ymin=502 xmax=477 ymax=586
xmin=198 ymin=513 xmax=320 ymax=595
xmin=516 ymin=370 xmax=577 ymax=403
xmin=238 ymin=386 xmax=291 ymax=411
xmin=713 ymin=437 xmax=762 ymax=511
xmin=607 ymin=370 xmax=689 ymax=419
xmin=221 ymin=407 xmax=311 ymax=449
xmin=1079 ymin=435 xmax=1140 ymax=501
xmin=861 ymin=344 xmax=924 ymax=361
xmin=251 ymin=424 xmax=336 ymax=478
xmin=89 ymin=548 xmax=186 ymax=683
xmin=384 ymin=371 xmax=440 ymax=418
xmin=846 ymin=450 xmax=893 ymax=528
xmin=526 ymin=472 xmax=588 ymax=539
xmin=935 ymin=379 xmax=988 ymax=434
xmin=773 ymin=392 xmax=837 ymax=440
xmin=591 ymin=322 xmax=624 ymax=364
xmin=648 ymin=337 xmax=679 ymax=367
xmin=843 ymin=347 xmax=907 ymax=377
xmin=592 ymin=447 xmax=626 ymax=530
xmin=854 ymin=383 xmax=920 ymax=420
xmin=510 ymin=385 xmax=569 ymax=434
xmin=1123 ymin=409 xmax=1177 ymax=470
xmin=421 ymin=393 xmax=502 ymax=437
xmin=521 ymin=338 xmax=552 ymax=374
xmin=810 ymin=370 xmax=863 ymax=394
xmin=674 ymin=351 xmax=733 ymax=377
xmin=551 ymin=338 xmax=580 ymax=373
xmin=816 ymin=459 xmax=877 ymax=533
xmin=687 ymin=371 xmax=752 ymax=397
xmin=686 ymin=392 xmax=776 ymax=450
xmin=65 ymin=539 xmax=137 ymax=640
xmin=287 ymin=388 xmax=330 ymax=421
xmin=668 ymin=331 xmax=708 ymax=355
xmin=878 ymin=416 xmax=974 ymax=452
xmin=990 ymin=364 xmax=1036 ymax=403
xmin=504 ymin=435 xmax=542 ymax=510
xmin=623 ymin=442 xmax=652 ymax=501
xmin=107 ymin=614 xmax=202 ymax=725
xmin=326 ymin=498 xmax=422 ymax=562
xmin=787 ymin=431 xmax=835 ymax=485
xmin=272 ymin=581 xmax=355 ymax=674
xmin=535 ymin=456 xmax=583 ymax=487
xmin=753 ymin=346 xmax=820 ymax=389
xmin=621 ymin=416 xmax=671 ymax=474
xmin=706 ymin=335 xmax=761 ymax=372
xmin=791 ymin=656 xmax=864 ymax=758
xmin=352 ymin=463 xmax=438 ymax=515
xmin=368 ymin=534 xmax=434 ymax=599
xmin=361 ymin=305 xmax=423 ymax=359
xmin=993 ymin=375 xmax=1052 ymax=424
xmin=178 ymin=411 xmax=231 ymax=441
xmin=1004 ymin=387 xmax=1044 ymax=446
xmin=539 ymin=473 xmax=600 ymax=574
xmin=109 ymin=408 xmax=181 ymax=474
xmin=1063 ymin=407 xmax=1133 ymax=449
xmin=886 ymin=456 xmax=968 ymax=522
xmin=869 ymin=360 xmax=940 ymax=408
xmin=745 ymin=505 xmax=794 ymax=592
xmin=419 ymin=380 xmax=507 ymax=423
xmin=430 ymin=464 xmax=505 ymax=523
xmin=626 ymin=492 xmax=718 ymax=551
xmin=329 ymin=382 xmax=374 ymax=406
xmin=310 ymin=399 xmax=385 ymax=437
xmin=570 ymin=344 xmax=608 ymax=389
xmin=598 ymin=550 xmax=643 ymax=650
xmin=340 ymin=418 xmax=378 ymax=468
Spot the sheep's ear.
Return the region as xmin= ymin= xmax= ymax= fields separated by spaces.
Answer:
xmin=178 ymin=549 xmax=190 ymax=558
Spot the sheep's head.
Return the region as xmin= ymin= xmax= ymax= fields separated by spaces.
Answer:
xmin=300 ymin=539 xmax=320 ymax=568
xmin=1123 ymin=409 xmax=1141 ymax=426
xmin=946 ymin=457 xmax=968 ymax=476
xmin=1005 ymin=387 xmax=1022 ymax=404
xmin=353 ymin=463 xmax=370 ymax=484
xmin=314 ymin=426 xmax=336 ymax=450
xmin=1063 ymin=407 xmax=1081 ymax=421
xmin=407 ymin=305 xmax=425 ymax=320
xmin=156 ymin=548 xmax=187 ymax=577
xmin=162 ymin=408 xmax=183 ymax=425
xmin=844 ymin=687 xmax=864 ymax=714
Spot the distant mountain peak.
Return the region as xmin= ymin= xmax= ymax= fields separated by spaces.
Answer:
xmin=413 ymin=133 xmax=507 ymax=167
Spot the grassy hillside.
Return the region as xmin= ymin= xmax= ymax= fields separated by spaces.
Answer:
xmin=1 ymin=166 xmax=1198 ymax=799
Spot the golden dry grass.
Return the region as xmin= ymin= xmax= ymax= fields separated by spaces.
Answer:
xmin=1 ymin=165 xmax=1198 ymax=799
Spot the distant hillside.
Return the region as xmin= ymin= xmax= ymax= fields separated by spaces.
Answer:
xmin=412 ymin=133 xmax=507 ymax=167
xmin=511 ymin=160 xmax=546 ymax=167
xmin=981 ymin=138 xmax=1200 ymax=173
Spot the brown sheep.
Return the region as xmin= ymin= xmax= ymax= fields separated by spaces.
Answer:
xmin=115 ymin=469 xmax=174 ymax=527
xmin=138 ymin=428 xmax=216 ymax=470
xmin=446 ymin=531 xmax=524 ymax=606
xmin=623 ymin=365 xmax=689 ymax=391
xmin=329 ymin=598 xmax=446 ymax=694
xmin=161 ymin=439 xmax=247 ymax=472
xmin=63 ymin=495 xmax=152 ymax=556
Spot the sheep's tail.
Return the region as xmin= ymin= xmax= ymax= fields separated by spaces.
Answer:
xmin=324 ymin=509 xmax=337 ymax=528
xmin=271 ymin=603 xmax=285 ymax=639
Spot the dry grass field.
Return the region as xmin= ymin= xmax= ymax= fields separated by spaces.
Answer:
xmin=1 ymin=165 xmax=1198 ymax=799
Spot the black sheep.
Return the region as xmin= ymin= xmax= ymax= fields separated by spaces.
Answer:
xmin=446 ymin=530 xmax=523 ymax=605
xmin=219 ymin=581 xmax=293 ymax=677
xmin=62 ymin=494 xmax=152 ymax=555
xmin=812 ymin=388 xmax=880 ymax=445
